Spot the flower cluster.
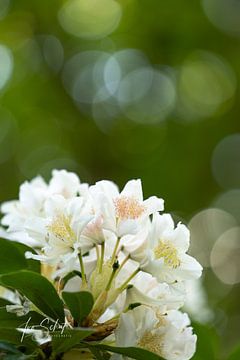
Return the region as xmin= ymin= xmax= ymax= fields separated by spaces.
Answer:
xmin=1 ymin=170 xmax=202 ymax=360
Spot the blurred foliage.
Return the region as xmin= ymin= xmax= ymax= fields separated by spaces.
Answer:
xmin=0 ymin=0 xmax=240 ymax=358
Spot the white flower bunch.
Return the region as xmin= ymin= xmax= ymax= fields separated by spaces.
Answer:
xmin=0 ymin=170 xmax=202 ymax=360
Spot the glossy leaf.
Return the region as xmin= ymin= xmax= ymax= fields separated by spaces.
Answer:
xmin=0 ymin=308 xmax=46 ymax=329
xmin=0 ymin=270 xmax=65 ymax=322
xmin=192 ymin=322 xmax=219 ymax=360
xmin=62 ymin=291 xmax=94 ymax=324
xmin=0 ymin=238 xmax=28 ymax=274
xmin=11 ymin=241 xmax=40 ymax=273
xmin=89 ymin=344 xmax=164 ymax=360
xmin=51 ymin=328 xmax=93 ymax=355
xmin=0 ymin=328 xmax=37 ymax=352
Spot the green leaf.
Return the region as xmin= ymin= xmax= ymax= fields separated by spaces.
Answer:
xmin=89 ymin=344 xmax=164 ymax=360
xmin=62 ymin=291 xmax=94 ymax=324
xmin=191 ymin=322 xmax=219 ymax=360
xmin=228 ymin=344 xmax=240 ymax=360
xmin=0 ymin=297 xmax=13 ymax=307
xmin=89 ymin=346 xmax=111 ymax=360
xmin=3 ymin=354 xmax=33 ymax=360
xmin=0 ymin=328 xmax=37 ymax=352
xmin=61 ymin=271 xmax=82 ymax=288
xmin=0 ymin=238 xmax=28 ymax=274
xmin=0 ymin=308 xmax=46 ymax=329
xmin=11 ymin=242 xmax=40 ymax=273
xmin=0 ymin=270 xmax=65 ymax=322
xmin=0 ymin=341 xmax=20 ymax=354
xmin=51 ymin=328 xmax=93 ymax=355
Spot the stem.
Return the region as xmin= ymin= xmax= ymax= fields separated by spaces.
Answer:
xmin=99 ymin=242 xmax=105 ymax=273
xmin=118 ymin=268 xmax=140 ymax=291
xmin=116 ymin=254 xmax=130 ymax=276
xmin=111 ymin=237 xmax=120 ymax=265
xmin=78 ymin=252 xmax=87 ymax=286
xmin=95 ymin=244 xmax=100 ymax=268
xmin=105 ymin=261 xmax=119 ymax=291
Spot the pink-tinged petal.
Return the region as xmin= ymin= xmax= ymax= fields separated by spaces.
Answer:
xmin=121 ymin=179 xmax=143 ymax=201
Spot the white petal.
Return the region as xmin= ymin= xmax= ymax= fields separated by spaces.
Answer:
xmin=121 ymin=179 xmax=143 ymax=201
xmin=49 ymin=169 xmax=81 ymax=198
xmin=144 ymin=196 xmax=164 ymax=215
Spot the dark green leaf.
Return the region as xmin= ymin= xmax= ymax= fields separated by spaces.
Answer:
xmin=191 ymin=322 xmax=219 ymax=360
xmin=0 ymin=270 xmax=65 ymax=322
xmin=0 ymin=328 xmax=37 ymax=352
xmin=89 ymin=344 xmax=164 ymax=360
xmin=3 ymin=354 xmax=33 ymax=360
xmin=0 ymin=341 xmax=20 ymax=354
xmin=228 ymin=344 xmax=240 ymax=360
xmin=62 ymin=291 xmax=94 ymax=324
xmin=89 ymin=346 xmax=111 ymax=360
xmin=51 ymin=328 xmax=93 ymax=355
xmin=0 ymin=239 xmax=28 ymax=274
xmin=0 ymin=298 xmax=13 ymax=307
xmin=11 ymin=242 xmax=40 ymax=273
xmin=0 ymin=308 xmax=46 ymax=329
xmin=61 ymin=271 xmax=82 ymax=288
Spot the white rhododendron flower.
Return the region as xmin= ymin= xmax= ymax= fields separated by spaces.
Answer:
xmin=143 ymin=213 xmax=202 ymax=283
xmin=89 ymin=179 xmax=164 ymax=237
xmin=116 ymin=306 xmax=197 ymax=360
xmin=0 ymin=169 xmax=204 ymax=360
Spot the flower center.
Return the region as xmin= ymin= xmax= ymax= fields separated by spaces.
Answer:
xmin=114 ymin=196 xmax=145 ymax=220
xmin=154 ymin=240 xmax=180 ymax=268
xmin=137 ymin=331 xmax=163 ymax=355
xmin=47 ymin=214 xmax=75 ymax=245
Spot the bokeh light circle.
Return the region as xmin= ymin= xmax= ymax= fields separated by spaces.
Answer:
xmin=213 ymin=190 xmax=240 ymax=223
xmin=58 ymin=0 xmax=122 ymax=40
xmin=42 ymin=35 xmax=64 ymax=73
xmin=119 ymin=68 xmax=176 ymax=124
xmin=212 ymin=134 xmax=240 ymax=189
xmin=62 ymin=51 xmax=111 ymax=105
xmin=202 ymin=0 xmax=240 ymax=37
xmin=0 ymin=44 xmax=14 ymax=91
xmin=177 ymin=51 xmax=236 ymax=121
xmin=211 ymin=227 xmax=240 ymax=285
xmin=0 ymin=0 xmax=10 ymax=20
xmin=189 ymin=208 xmax=237 ymax=267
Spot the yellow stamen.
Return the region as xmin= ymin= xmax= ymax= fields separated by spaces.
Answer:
xmin=154 ymin=240 xmax=180 ymax=268
xmin=47 ymin=213 xmax=75 ymax=245
xmin=137 ymin=331 xmax=163 ymax=355
xmin=114 ymin=196 xmax=145 ymax=220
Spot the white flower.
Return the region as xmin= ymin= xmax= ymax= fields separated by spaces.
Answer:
xmin=143 ymin=213 xmax=202 ymax=283
xmin=89 ymin=179 xmax=164 ymax=237
xmin=25 ymin=195 xmax=93 ymax=265
xmin=48 ymin=169 xmax=82 ymax=199
xmin=1 ymin=176 xmax=48 ymax=234
xmin=115 ymin=306 xmax=197 ymax=360
xmin=124 ymin=272 xmax=185 ymax=312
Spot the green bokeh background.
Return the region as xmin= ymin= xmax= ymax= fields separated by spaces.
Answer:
xmin=0 ymin=1 xmax=240 ymax=359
